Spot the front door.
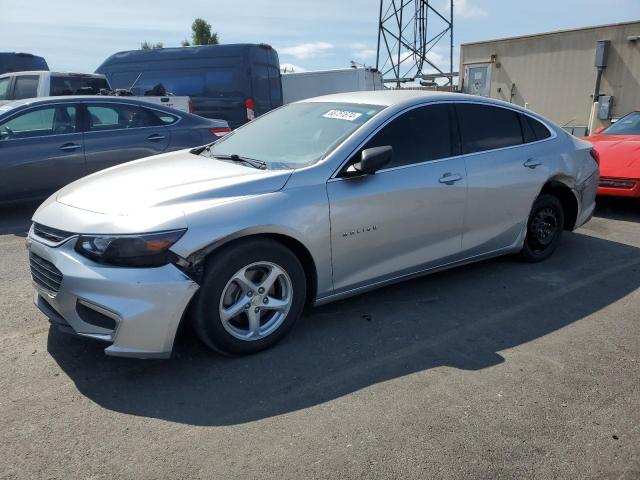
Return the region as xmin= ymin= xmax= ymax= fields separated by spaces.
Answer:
xmin=327 ymin=103 xmax=467 ymax=293
xmin=0 ymin=104 xmax=85 ymax=202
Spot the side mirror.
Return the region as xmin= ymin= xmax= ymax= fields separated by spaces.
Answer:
xmin=593 ymin=126 xmax=606 ymax=135
xmin=353 ymin=146 xmax=393 ymax=174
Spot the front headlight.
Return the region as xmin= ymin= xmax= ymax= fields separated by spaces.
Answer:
xmin=74 ymin=229 xmax=186 ymax=267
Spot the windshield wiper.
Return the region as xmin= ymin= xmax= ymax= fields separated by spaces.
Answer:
xmin=212 ymin=154 xmax=267 ymax=170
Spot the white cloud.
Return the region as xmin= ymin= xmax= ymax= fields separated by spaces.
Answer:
xmin=280 ymin=63 xmax=307 ymax=73
xmin=280 ymin=42 xmax=333 ymax=60
xmin=396 ymin=50 xmax=444 ymax=68
xmin=350 ymin=43 xmax=376 ymax=61
xmin=452 ymin=0 xmax=487 ymax=18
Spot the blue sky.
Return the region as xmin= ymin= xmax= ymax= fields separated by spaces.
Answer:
xmin=1 ymin=0 xmax=639 ymax=77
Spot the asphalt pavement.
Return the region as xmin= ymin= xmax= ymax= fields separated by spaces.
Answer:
xmin=0 ymin=198 xmax=638 ymax=479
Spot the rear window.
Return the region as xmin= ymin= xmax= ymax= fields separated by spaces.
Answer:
xmin=456 ymin=103 xmax=523 ymax=154
xmin=50 ymin=76 xmax=109 ymax=95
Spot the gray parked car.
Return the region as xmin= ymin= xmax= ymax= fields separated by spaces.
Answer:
xmin=0 ymin=96 xmax=230 ymax=203
xmin=27 ymin=91 xmax=599 ymax=358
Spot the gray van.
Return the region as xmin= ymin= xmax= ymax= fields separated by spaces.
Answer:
xmin=96 ymin=44 xmax=283 ymax=129
xmin=0 ymin=52 xmax=48 ymax=75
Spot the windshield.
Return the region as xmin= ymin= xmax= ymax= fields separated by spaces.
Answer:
xmin=602 ymin=112 xmax=640 ymax=135
xmin=206 ymin=102 xmax=384 ymax=168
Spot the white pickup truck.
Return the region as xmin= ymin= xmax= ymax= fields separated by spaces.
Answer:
xmin=0 ymin=71 xmax=192 ymax=112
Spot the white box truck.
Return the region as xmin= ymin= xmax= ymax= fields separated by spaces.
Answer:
xmin=282 ymin=67 xmax=384 ymax=103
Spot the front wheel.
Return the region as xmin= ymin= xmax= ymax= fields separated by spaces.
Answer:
xmin=520 ymin=194 xmax=565 ymax=263
xmin=192 ymin=238 xmax=307 ymax=356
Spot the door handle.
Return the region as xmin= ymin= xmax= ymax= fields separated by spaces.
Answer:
xmin=59 ymin=143 xmax=81 ymax=152
xmin=147 ymin=134 xmax=166 ymax=142
xmin=524 ymin=158 xmax=542 ymax=169
xmin=438 ymin=173 xmax=463 ymax=185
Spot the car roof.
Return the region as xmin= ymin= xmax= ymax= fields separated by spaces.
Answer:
xmin=0 ymin=71 xmax=106 ymax=77
xmin=301 ymin=89 xmax=533 ymax=111
xmin=0 ymin=95 xmax=180 ymax=114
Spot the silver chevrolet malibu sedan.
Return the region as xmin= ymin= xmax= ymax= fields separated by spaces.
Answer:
xmin=27 ymin=91 xmax=599 ymax=358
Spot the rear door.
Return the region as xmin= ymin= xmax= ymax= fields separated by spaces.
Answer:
xmin=455 ymin=102 xmax=552 ymax=254
xmin=327 ymin=103 xmax=467 ymax=292
xmin=82 ymin=102 xmax=169 ymax=174
xmin=0 ymin=103 xmax=85 ymax=202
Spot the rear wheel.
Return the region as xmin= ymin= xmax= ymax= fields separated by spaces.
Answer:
xmin=520 ymin=194 xmax=564 ymax=262
xmin=192 ymin=238 xmax=306 ymax=355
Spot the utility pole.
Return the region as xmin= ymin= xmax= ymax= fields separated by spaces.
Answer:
xmin=375 ymin=0 xmax=455 ymax=87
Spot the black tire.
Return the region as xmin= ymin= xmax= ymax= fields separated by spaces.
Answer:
xmin=520 ymin=194 xmax=565 ymax=263
xmin=192 ymin=238 xmax=306 ymax=356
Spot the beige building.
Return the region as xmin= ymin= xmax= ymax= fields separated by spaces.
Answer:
xmin=459 ymin=21 xmax=640 ymax=135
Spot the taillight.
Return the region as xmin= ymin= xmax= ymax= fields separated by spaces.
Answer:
xmin=245 ymin=98 xmax=255 ymax=122
xmin=589 ymin=147 xmax=600 ymax=167
xmin=210 ymin=127 xmax=231 ymax=138
xmin=188 ymin=99 xmax=194 ymax=113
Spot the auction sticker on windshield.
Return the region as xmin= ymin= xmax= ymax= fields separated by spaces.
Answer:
xmin=323 ymin=109 xmax=363 ymax=121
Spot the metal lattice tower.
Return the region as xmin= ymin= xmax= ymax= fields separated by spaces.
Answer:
xmin=376 ymin=0 xmax=454 ymax=88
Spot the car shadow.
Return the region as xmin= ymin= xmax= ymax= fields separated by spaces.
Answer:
xmin=0 ymin=201 xmax=40 ymax=236
xmin=46 ymin=230 xmax=640 ymax=426
xmin=594 ymin=196 xmax=640 ymax=223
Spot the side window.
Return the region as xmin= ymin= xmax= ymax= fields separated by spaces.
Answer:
xmin=456 ymin=103 xmax=523 ymax=154
xmin=0 ymin=106 xmax=77 ymax=140
xmin=86 ymin=104 xmax=161 ymax=131
xmin=519 ymin=114 xmax=537 ymax=143
xmin=0 ymin=77 xmax=11 ymax=100
xmin=527 ymin=115 xmax=551 ymax=140
xmin=154 ymin=111 xmax=179 ymax=125
xmin=13 ymin=75 xmax=39 ymax=100
xmin=361 ymin=104 xmax=454 ymax=168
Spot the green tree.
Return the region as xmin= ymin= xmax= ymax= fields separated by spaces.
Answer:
xmin=191 ymin=18 xmax=219 ymax=45
xmin=181 ymin=39 xmax=191 ymax=47
xmin=141 ymin=41 xmax=163 ymax=50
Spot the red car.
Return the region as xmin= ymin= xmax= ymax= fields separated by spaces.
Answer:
xmin=584 ymin=111 xmax=640 ymax=198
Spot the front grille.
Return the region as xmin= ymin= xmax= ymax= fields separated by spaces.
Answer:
xmin=32 ymin=223 xmax=74 ymax=243
xmin=29 ymin=252 xmax=63 ymax=293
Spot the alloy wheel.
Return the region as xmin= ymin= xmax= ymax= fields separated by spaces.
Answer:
xmin=218 ymin=261 xmax=293 ymax=341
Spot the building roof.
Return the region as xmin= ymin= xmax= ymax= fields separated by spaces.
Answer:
xmin=461 ymin=20 xmax=640 ymax=47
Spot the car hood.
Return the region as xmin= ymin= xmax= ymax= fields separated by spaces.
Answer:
xmin=584 ymin=134 xmax=640 ymax=178
xmin=55 ymin=149 xmax=293 ymax=216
